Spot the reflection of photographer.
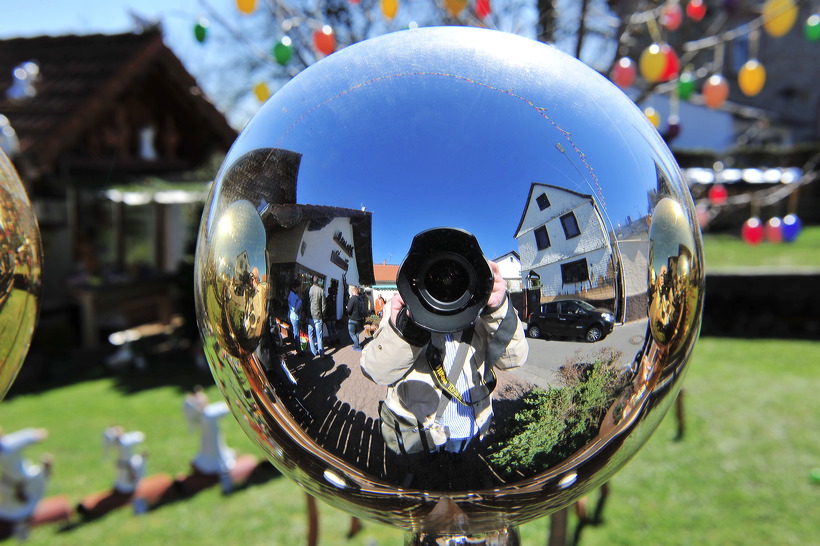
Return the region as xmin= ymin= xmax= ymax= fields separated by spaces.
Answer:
xmin=361 ymin=229 xmax=527 ymax=455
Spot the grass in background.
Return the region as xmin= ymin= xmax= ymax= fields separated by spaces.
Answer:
xmin=702 ymin=225 xmax=820 ymax=270
xmin=2 ymin=337 xmax=818 ymax=545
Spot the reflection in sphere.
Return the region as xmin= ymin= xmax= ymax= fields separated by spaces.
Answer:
xmin=0 ymin=149 xmax=42 ymax=399
xmin=194 ymin=27 xmax=704 ymax=539
xmin=205 ymin=200 xmax=268 ymax=356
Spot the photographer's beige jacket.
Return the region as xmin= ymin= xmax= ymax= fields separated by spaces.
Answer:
xmin=360 ymin=298 xmax=528 ymax=439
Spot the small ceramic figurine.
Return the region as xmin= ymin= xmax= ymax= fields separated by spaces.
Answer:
xmin=0 ymin=428 xmax=50 ymax=539
xmin=183 ymin=387 xmax=236 ymax=477
xmin=103 ymin=426 xmax=146 ymax=495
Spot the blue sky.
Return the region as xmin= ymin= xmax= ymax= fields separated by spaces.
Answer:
xmin=0 ymin=1 xmax=200 ymax=39
xmin=215 ymin=28 xmax=671 ymax=264
xmin=2 ymin=4 xmax=693 ymax=264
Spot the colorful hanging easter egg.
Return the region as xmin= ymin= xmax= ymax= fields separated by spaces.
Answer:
xmin=703 ymin=74 xmax=729 ymax=109
xmin=804 ymin=14 xmax=820 ymax=42
xmin=611 ymin=57 xmax=636 ymax=89
xmin=237 ymin=0 xmax=256 ymax=15
xmin=708 ymin=184 xmax=728 ymax=205
xmin=253 ymin=81 xmax=270 ymax=102
xmin=762 ymin=0 xmax=798 ymax=37
xmin=782 ymin=214 xmax=802 ymax=242
xmin=274 ymin=37 xmax=293 ymax=66
xmin=645 ymin=107 xmax=661 ymax=128
xmin=738 ymin=59 xmax=766 ymax=96
xmin=476 ymin=0 xmax=492 ymax=19
xmin=639 ymin=44 xmax=666 ymax=83
xmin=686 ymin=0 xmax=707 ymax=21
xmin=662 ymin=3 xmax=683 ymax=30
xmin=381 ymin=0 xmax=399 ymax=20
xmin=194 ymin=19 xmax=208 ymax=43
xmin=313 ymin=25 xmax=336 ymax=56
xmin=678 ymin=71 xmax=695 ymax=100
xmin=765 ymin=217 xmax=783 ymax=243
xmin=741 ymin=217 xmax=764 ymax=245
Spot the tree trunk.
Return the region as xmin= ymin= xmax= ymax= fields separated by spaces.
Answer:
xmin=536 ymin=0 xmax=556 ymax=44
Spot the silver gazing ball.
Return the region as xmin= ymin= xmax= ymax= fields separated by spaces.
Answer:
xmin=0 ymin=148 xmax=42 ymax=399
xmin=194 ymin=27 xmax=704 ymax=541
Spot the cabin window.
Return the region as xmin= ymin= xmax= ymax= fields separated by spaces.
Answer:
xmin=560 ymin=211 xmax=581 ymax=239
xmin=534 ymin=225 xmax=550 ymax=250
xmin=536 ymin=192 xmax=551 ymax=210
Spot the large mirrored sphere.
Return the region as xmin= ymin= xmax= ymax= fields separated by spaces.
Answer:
xmin=0 ymin=149 xmax=42 ymax=399
xmin=195 ymin=27 xmax=704 ymax=534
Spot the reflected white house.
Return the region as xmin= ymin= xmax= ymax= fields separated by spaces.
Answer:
xmin=514 ymin=183 xmax=615 ymax=304
xmin=262 ymin=203 xmax=375 ymax=324
xmin=220 ymin=147 xmax=376 ymax=328
xmin=493 ymin=251 xmax=523 ymax=293
xmin=370 ymin=262 xmax=400 ymax=308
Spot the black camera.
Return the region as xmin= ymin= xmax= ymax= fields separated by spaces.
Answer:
xmin=397 ymin=228 xmax=493 ymax=333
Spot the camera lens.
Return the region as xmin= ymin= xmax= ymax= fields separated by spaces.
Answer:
xmin=397 ymin=227 xmax=493 ymax=333
xmin=424 ymin=258 xmax=470 ymax=303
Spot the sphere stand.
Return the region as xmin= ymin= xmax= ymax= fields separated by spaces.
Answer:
xmin=406 ymin=527 xmax=520 ymax=545
xmin=402 ymin=497 xmax=520 ymax=545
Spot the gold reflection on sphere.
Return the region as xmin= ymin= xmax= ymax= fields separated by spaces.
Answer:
xmin=199 ymin=199 xmax=268 ymax=358
xmin=648 ymin=198 xmax=699 ymax=354
xmin=0 ymin=149 xmax=42 ymax=399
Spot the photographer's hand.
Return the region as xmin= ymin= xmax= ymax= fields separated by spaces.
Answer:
xmin=486 ymin=260 xmax=507 ymax=310
xmin=390 ymin=293 xmax=406 ymax=325
xmin=388 ymin=293 xmax=430 ymax=346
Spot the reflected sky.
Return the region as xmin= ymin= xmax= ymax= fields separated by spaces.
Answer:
xmin=224 ymin=28 xmax=672 ymax=263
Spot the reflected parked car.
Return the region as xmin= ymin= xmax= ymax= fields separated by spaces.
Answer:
xmin=527 ymin=300 xmax=615 ymax=342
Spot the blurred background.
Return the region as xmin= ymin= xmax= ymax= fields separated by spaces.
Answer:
xmin=1 ymin=1 xmax=817 ymax=544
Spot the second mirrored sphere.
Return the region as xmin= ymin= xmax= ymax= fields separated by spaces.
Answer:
xmin=0 ymin=149 xmax=42 ymax=400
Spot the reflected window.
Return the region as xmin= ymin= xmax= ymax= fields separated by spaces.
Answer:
xmin=560 ymin=212 xmax=581 ymax=239
xmin=534 ymin=225 xmax=550 ymax=250
xmin=536 ymin=192 xmax=551 ymax=211
xmin=561 ymin=258 xmax=589 ymax=284
xmin=559 ymin=301 xmax=584 ymax=315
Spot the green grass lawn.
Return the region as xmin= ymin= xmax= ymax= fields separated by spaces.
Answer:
xmin=703 ymin=225 xmax=820 ymax=270
xmin=2 ymin=337 xmax=818 ymax=545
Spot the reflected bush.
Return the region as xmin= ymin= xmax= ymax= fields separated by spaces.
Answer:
xmin=490 ymin=349 xmax=631 ymax=476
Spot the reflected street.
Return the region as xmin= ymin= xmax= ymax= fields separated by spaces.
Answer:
xmin=513 ymin=319 xmax=647 ymax=389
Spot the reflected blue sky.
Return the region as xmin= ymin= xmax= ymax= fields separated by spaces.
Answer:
xmin=224 ymin=28 xmax=677 ymax=263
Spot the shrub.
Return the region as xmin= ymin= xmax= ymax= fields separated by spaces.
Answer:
xmin=489 ymin=348 xmax=631 ymax=475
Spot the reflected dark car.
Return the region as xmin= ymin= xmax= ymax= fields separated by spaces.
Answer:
xmin=527 ymin=300 xmax=615 ymax=342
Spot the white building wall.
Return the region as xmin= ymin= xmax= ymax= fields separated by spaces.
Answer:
xmin=535 ymin=247 xmax=611 ymax=298
xmin=517 ymin=187 xmax=608 ymax=272
xmin=371 ymin=288 xmax=398 ymax=311
xmin=495 ymin=253 xmax=523 ymax=292
xmin=298 ymin=217 xmax=360 ymax=321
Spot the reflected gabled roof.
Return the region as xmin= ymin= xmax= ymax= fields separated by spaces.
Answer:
xmin=261 ymin=203 xmax=375 ymax=285
xmin=493 ymin=250 xmax=520 ymax=262
xmin=372 ymin=263 xmax=400 ymax=284
xmin=513 ymin=182 xmax=593 ymax=239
